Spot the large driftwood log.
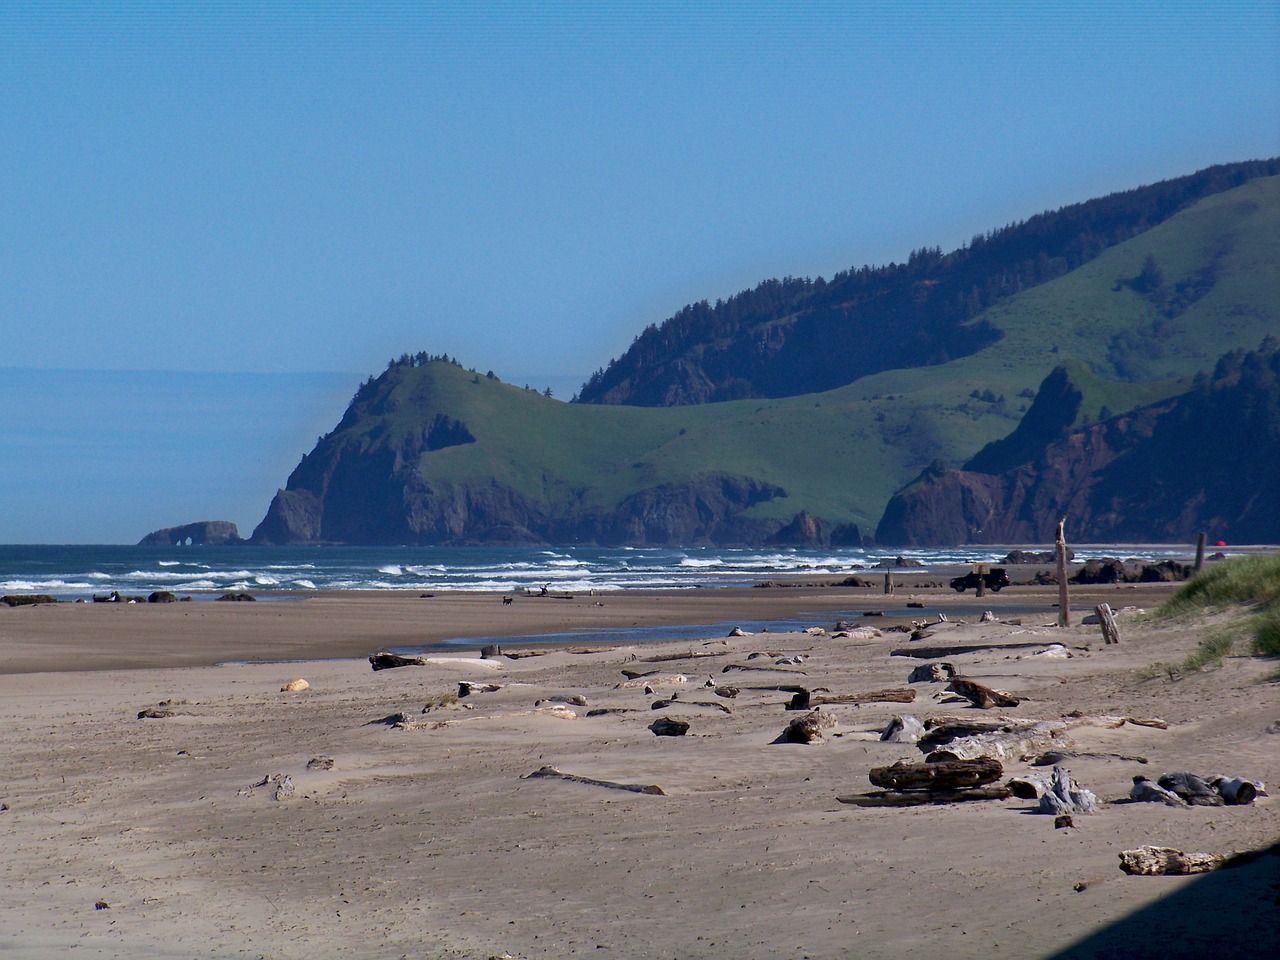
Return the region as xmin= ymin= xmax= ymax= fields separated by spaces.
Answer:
xmin=1119 ymin=846 xmax=1225 ymax=876
xmin=785 ymin=686 xmax=916 ymax=710
xmin=868 ymin=758 xmax=1003 ymax=791
xmin=524 ymin=765 xmax=665 ymax=795
xmin=923 ymin=720 xmax=1071 ymax=763
xmin=815 ymin=688 xmax=917 ymax=707
xmin=370 ymin=652 xmax=427 ymax=671
xmin=917 ymin=718 xmax=1010 ymax=750
xmin=837 ymin=786 xmax=1012 ymax=807
xmin=640 ymin=650 xmax=723 ymax=664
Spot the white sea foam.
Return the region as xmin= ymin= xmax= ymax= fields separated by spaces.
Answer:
xmin=377 ymin=565 xmax=404 ymax=576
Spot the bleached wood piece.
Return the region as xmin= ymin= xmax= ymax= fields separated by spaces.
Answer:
xmin=1095 ymin=603 xmax=1120 ymax=645
xmin=923 ymin=720 xmax=1071 ymax=763
xmin=1119 ymin=846 xmax=1224 ymax=876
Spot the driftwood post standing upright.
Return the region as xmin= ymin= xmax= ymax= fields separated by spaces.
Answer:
xmin=1095 ymin=602 xmax=1120 ymax=645
xmin=1195 ymin=532 xmax=1206 ymax=573
xmin=884 ymin=570 xmax=894 ymax=595
xmin=1056 ymin=518 xmax=1070 ymax=628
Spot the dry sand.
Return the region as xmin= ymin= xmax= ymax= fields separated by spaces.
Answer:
xmin=1 ymin=578 xmax=1278 ymax=958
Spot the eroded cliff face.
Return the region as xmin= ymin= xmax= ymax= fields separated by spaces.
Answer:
xmin=248 ymin=363 xmax=801 ymax=546
xmin=877 ymin=346 xmax=1280 ymax=545
xmin=252 ymin=463 xmax=791 ymax=547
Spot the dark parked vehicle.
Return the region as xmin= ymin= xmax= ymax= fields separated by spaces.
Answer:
xmin=950 ymin=568 xmax=1011 ymax=593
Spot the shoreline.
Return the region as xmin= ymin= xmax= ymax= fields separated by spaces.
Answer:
xmin=1 ymin=573 xmax=1183 ymax=674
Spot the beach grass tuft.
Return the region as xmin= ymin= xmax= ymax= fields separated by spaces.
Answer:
xmin=1158 ymin=554 xmax=1280 ymax=660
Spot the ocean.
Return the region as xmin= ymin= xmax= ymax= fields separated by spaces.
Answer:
xmin=0 ymin=542 xmax=1207 ymax=600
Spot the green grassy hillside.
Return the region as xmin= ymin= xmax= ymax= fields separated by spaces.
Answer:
xmin=256 ymin=175 xmax=1280 ymax=544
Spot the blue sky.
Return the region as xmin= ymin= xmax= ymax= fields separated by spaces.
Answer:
xmin=2 ymin=1 xmax=1278 ymax=542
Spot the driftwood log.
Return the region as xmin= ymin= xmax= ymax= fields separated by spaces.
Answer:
xmin=944 ymin=672 xmax=1021 ymax=709
xmin=1119 ymin=846 xmax=1225 ymax=876
xmin=838 ymin=786 xmax=1012 ymax=807
xmin=784 ymin=686 xmax=915 ymax=710
xmin=891 ymin=642 xmax=1062 ymax=659
xmin=779 ymin=709 xmax=836 ymax=744
xmin=640 ymin=650 xmax=722 ymax=664
xmin=815 ymin=688 xmax=917 ymax=707
xmin=923 ymin=719 xmax=1071 ymax=763
xmin=370 ymin=652 xmax=427 ymax=671
xmin=525 ymin=765 xmax=665 ymax=795
xmin=1095 ymin=603 xmax=1120 ymax=645
xmin=868 ymin=758 xmax=1003 ymax=791
xmin=458 ymin=681 xmax=502 ymax=697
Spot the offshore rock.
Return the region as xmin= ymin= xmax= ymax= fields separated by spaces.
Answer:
xmin=138 ymin=520 xmax=244 ymax=546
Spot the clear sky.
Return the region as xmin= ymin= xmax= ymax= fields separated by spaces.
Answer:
xmin=2 ymin=1 xmax=1278 ymax=542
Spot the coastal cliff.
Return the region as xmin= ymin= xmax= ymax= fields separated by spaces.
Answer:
xmin=876 ymin=343 xmax=1280 ymax=545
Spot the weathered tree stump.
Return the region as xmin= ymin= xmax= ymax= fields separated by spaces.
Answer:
xmin=1036 ymin=765 xmax=1098 ymax=815
xmin=779 ymin=709 xmax=836 ymax=743
xmin=649 ymin=717 xmax=689 ymax=737
xmin=880 ymin=714 xmax=926 ymax=743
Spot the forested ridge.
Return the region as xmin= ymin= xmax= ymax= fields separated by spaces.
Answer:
xmin=575 ymin=159 xmax=1280 ymax=406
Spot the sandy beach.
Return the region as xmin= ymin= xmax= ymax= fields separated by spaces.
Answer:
xmin=2 ymin=576 xmax=1278 ymax=958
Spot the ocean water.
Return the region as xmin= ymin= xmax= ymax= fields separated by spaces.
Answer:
xmin=0 ymin=543 xmax=1207 ymax=600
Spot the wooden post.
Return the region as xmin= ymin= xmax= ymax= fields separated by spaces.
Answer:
xmin=883 ymin=570 xmax=894 ymax=595
xmin=975 ymin=562 xmax=987 ymax=599
xmin=1194 ymin=532 xmax=1206 ymax=573
xmin=1095 ymin=602 xmax=1120 ymax=645
xmin=1056 ymin=518 xmax=1070 ymax=628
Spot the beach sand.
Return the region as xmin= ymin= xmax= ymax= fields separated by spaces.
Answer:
xmin=2 ymin=577 xmax=1277 ymax=958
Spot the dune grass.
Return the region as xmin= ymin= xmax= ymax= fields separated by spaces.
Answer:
xmin=1158 ymin=554 xmax=1280 ymax=662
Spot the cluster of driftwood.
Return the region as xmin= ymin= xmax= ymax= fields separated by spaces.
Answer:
xmin=1128 ymin=771 xmax=1264 ymax=807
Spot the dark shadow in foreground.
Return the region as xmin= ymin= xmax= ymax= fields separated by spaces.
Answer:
xmin=1047 ymin=842 xmax=1280 ymax=959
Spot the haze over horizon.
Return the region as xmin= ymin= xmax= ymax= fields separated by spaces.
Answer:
xmin=2 ymin=1 xmax=1278 ymax=543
